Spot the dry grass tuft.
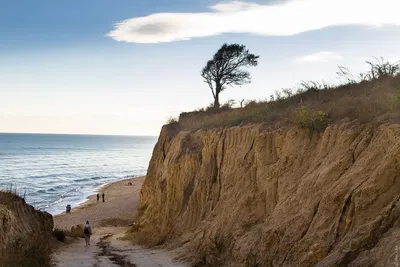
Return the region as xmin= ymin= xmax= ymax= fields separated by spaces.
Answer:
xmin=53 ymin=228 xmax=67 ymax=242
xmin=0 ymin=233 xmax=53 ymax=267
xmin=69 ymin=224 xmax=85 ymax=238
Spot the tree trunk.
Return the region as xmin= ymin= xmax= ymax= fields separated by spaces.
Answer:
xmin=214 ymin=83 xmax=221 ymax=108
xmin=214 ymin=93 xmax=220 ymax=108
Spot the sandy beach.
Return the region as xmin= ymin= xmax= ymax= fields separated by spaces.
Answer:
xmin=53 ymin=175 xmax=186 ymax=266
xmin=54 ymin=176 xmax=144 ymax=230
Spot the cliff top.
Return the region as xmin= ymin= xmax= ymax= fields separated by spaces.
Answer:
xmin=170 ymin=59 xmax=400 ymax=133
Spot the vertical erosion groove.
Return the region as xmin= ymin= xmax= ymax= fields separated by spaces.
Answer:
xmin=137 ymin=124 xmax=400 ymax=266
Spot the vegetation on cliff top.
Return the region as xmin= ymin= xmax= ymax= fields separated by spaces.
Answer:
xmin=171 ymin=57 xmax=400 ymax=133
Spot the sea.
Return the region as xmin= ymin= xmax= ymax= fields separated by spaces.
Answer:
xmin=0 ymin=133 xmax=157 ymax=215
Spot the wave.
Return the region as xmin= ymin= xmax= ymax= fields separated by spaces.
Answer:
xmin=36 ymin=184 xmax=68 ymax=194
xmin=72 ymin=178 xmax=93 ymax=183
xmin=26 ymin=172 xmax=81 ymax=180
xmin=40 ymin=187 xmax=83 ymax=209
xmin=26 ymin=174 xmax=59 ymax=179
xmin=72 ymin=176 xmax=110 ymax=183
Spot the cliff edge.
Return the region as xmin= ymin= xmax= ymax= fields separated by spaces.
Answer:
xmin=0 ymin=192 xmax=54 ymax=266
xmin=135 ymin=122 xmax=400 ymax=266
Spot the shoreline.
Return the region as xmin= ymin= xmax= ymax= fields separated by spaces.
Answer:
xmin=54 ymin=176 xmax=145 ymax=229
xmin=74 ymin=176 xmax=136 ymax=209
xmin=48 ymin=176 xmax=137 ymax=216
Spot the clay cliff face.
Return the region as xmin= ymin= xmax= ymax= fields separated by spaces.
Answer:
xmin=0 ymin=192 xmax=54 ymax=253
xmin=136 ymin=123 xmax=400 ymax=266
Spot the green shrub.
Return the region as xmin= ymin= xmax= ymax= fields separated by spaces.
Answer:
xmin=292 ymin=103 xmax=330 ymax=133
xmin=166 ymin=117 xmax=178 ymax=124
xmin=53 ymin=228 xmax=66 ymax=242
xmin=221 ymin=99 xmax=236 ymax=109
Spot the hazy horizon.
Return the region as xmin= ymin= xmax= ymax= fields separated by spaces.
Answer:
xmin=1 ymin=0 xmax=400 ymax=136
xmin=0 ymin=131 xmax=157 ymax=137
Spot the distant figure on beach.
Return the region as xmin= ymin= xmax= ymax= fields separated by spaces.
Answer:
xmin=66 ymin=204 xmax=71 ymax=213
xmin=127 ymin=182 xmax=132 ymax=186
xmin=102 ymin=193 xmax=105 ymax=202
xmin=83 ymin=221 xmax=92 ymax=246
xmin=96 ymin=193 xmax=99 ymax=202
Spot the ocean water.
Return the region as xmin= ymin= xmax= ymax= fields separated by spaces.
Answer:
xmin=0 ymin=133 xmax=157 ymax=215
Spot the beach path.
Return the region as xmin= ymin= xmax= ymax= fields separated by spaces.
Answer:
xmin=52 ymin=177 xmax=186 ymax=267
xmin=53 ymin=226 xmax=185 ymax=267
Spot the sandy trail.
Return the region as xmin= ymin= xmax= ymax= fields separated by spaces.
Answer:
xmin=54 ymin=227 xmax=185 ymax=267
xmin=53 ymin=177 xmax=185 ymax=267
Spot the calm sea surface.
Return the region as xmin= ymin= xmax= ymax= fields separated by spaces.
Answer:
xmin=0 ymin=133 xmax=157 ymax=215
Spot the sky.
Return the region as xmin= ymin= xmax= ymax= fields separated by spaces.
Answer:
xmin=1 ymin=0 xmax=400 ymax=136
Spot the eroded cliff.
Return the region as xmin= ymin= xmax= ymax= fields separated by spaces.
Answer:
xmin=0 ymin=192 xmax=54 ymax=266
xmin=135 ymin=123 xmax=400 ymax=266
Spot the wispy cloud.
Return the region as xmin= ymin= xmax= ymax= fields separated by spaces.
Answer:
xmin=106 ymin=0 xmax=399 ymax=44
xmin=294 ymin=51 xmax=343 ymax=63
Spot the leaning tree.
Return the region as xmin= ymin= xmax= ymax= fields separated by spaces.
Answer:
xmin=201 ymin=43 xmax=259 ymax=108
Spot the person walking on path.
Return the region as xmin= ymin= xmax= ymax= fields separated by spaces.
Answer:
xmin=96 ymin=193 xmax=99 ymax=202
xmin=102 ymin=193 xmax=105 ymax=202
xmin=83 ymin=221 xmax=92 ymax=246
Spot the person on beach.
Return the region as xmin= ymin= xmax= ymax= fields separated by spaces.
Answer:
xmin=96 ymin=193 xmax=99 ymax=202
xmin=102 ymin=192 xmax=105 ymax=202
xmin=83 ymin=221 xmax=92 ymax=246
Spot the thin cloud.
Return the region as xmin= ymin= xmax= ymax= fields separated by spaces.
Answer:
xmin=106 ymin=0 xmax=399 ymax=44
xmin=294 ymin=51 xmax=343 ymax=63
